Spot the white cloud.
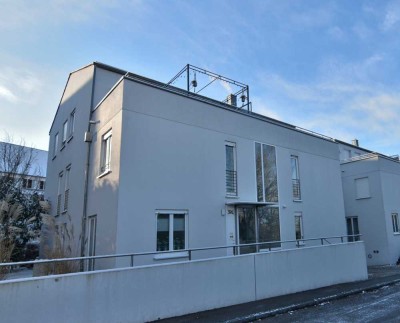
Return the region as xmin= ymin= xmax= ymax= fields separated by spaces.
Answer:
xmin=382 ymin=0 xmax=400 ymax=31
xmin=0 ymin=85 xmax=18 ymax=103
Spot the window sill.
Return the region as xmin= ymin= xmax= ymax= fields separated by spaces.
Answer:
xmin=356 ymin=197 xmax=371 ymax=200
xmin=97 ymin=170 xmax=111 ymax=178
xmin=52 ymin=155 xmax=57 ymax=161
xmin=67 ymin=135 xmax=73 ymax=143
xmin=153 ymin=251 xmax=189 ymax=260
xmin=394 ymin=232 xmax=400 ymax=236
xmin=60 ymin=144 xmax=66 ymax=151
xmin=293 ymin=199 xmax=302 ymax=203
xmin=62 ymin=210 xmax=67 ymax=215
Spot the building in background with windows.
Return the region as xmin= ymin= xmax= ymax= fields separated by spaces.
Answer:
xmin=45 ymin=62 xmax=351 ymax=269
xmin=338 ymin=140 xmax=400 ymax=265
xmin=0 ymin=141 xmax=47 ymax=200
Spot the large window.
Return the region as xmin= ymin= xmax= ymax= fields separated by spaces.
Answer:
xmin=355 ymin=177 xmax=370 ymax=199
xmin=392 ymin=213 xmax=399 ymax=233
xmin=100 ymin=130 xmax=112 ymax=173
xmin=156 ymin=211 xmax=187 ymax=251
xmin=291 ymin=156 xmax=301 ymax=200
xmin=53 ymin=133 xmax=59 ymax=157
xmin=238 ymin=206 xmax=280 ymax=254
xmin=255 ymin=143 xmax=278 ymax=202
xmin=346 ymin=216 xmax=360 ymax=242
xmin=225 ymin=142 xmax=237 ymax=196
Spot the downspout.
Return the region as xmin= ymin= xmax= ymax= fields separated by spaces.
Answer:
xmin=80 ymin=66 xmax=97 ymax=262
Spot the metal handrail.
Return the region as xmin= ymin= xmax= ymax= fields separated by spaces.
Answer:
xmin=0 ymin=234 xmax=362 ymax=269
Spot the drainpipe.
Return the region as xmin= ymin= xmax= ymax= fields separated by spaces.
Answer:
xmin=80 ymin=66 xmax=97 ymax=265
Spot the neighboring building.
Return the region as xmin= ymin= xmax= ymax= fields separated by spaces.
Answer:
xmin=0 ymin=141 xmax=47 ymax=200
xmin=46 ymin=62 xmax=349 ymax=268
xmin=338 ymin=139 xmax=400 ymax=265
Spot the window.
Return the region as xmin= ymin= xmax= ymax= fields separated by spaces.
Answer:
xmin=64 ymin=166 xmax=70 ymax=212
xmin=291 ymin=156 xmax=301 ymax=200
xmin=56 ymin=172 xmax=63 ymax=216
xmin=22 ymin=178 xmax=33 ymax=189
xmin=156 ymin=211 xmax=187 ymax=251
xmin=238 ymin=206 xmax=281 ymax=254
xmin=62 ymin=120 xmax=68 ymax=144
xmin=69 ymin=110 xmax=75 ymax=137
xmin=355 ymin=177 xmax=370 ymax=199
xmin=53 ymin=133 xmax=59 ymax=157
xmin=346 ymin=217 xmax=360 ymax=242
xmin=255 ymin=143 xmax=278 ymax=202
xmin=39 ymin=180 xmax=45 ymax=190
xmin=87 ymin=215 xmax=97 ymax=271
xmin=294 ymin=213 xmax=304 ymax=240
xmin=225 ymin=142 xmax=237 ymax=195
xmin=343 ymin=149 xmax=351 ymax=160
xmin=392 ymin=213 xmax=399 ymax=233
xmin=100 ymin=130 xmax=112 ymax=174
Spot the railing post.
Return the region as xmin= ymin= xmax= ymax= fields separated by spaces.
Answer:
xmin=130 ymin=255 xmax=134 ymax=267
xmin=233 ymin=246 xmax=236 ymax=256
xmin=296 ymin=240 xmax=300 ymax=248
xmin=321 ymin=238 xmax=324 ymax=245
xmin=188 ymin=250 xmax=192 ymax=261
xmin=341 ymin=236 xmax=344 ymax=243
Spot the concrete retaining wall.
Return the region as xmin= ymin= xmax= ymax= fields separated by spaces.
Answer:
xmin=0 ymin=242 xmax=367 ymax=323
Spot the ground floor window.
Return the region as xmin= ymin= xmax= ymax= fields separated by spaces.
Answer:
xmin=238 ymin=206 xmax=280 ymax=254
xmin=346 ymin=216 xmax=360 ymax=242
xmin=392 ymin=213 xmax=399 ymax=233
xmin=294 ymin=213 xmax=304 ymax=240
xmin=156 ymin=211 xmax=187 ymax=251
xmin=87 ymin=215 xmax=97 ymax=271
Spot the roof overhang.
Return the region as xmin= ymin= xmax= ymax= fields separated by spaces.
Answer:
xmin=225 ymin=201 xmax=272 ymax=207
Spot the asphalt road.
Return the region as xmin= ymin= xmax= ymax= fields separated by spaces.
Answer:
xmin=262 ymin=282 xmax=400 ymax=323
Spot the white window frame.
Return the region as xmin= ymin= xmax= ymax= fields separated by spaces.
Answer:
xmin=87 ymin=215 xmax=97 ymax=271
xmin=68 ymin=110 xmax=75 ymax=138
xmin=355 ymin=177 xmax=370 ymax=199
xmin=346 ymin=216 xmax=360 ymax=242
xmin=392 ymin=213 xmax=399 ymax=234
xmin=294 ymin=212 xmax=304 ymax=242
xmin=291 ymin=155 xmax=301 ymax=201
xmin=225 ymin=141 xmax=237 ymax=196
xmin=100 ymin=130 xmax=112 ymax=175
xmin=53 ymin=133 xmax=59 ymax=157
xmin=62 ymin=120 xmax=68 ymax=145
xmin=64 ymin=165 xmax=71 ymax=212
xmin=154 ymin=210 xmax=188 ymax=260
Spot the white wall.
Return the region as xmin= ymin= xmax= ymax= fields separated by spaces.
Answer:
xmin=0 ymin=242 xmax=367 ymax=323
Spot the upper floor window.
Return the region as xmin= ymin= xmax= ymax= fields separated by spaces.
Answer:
xmin=255 ymin=143 xmax=278 ymax=203
xmin=392 ymin=213 xmax=399 ymax=233
xmin=53 ymin=133 xmax=59 ymax=157
xmin=39 ymin=180 xmax=45 ymax=190
xmin=69 ymin=110 xmax=75 ymax=137
xmin=355 ymin=177 xmax=370 ymax=199
xmin=22 ymin=178 xmax=33 ymax=189
xmin=225 ymin=142 xmax=237 ymax=196
xmin=62 ymin=120 xmax=68 ymax=145
xmin=56 ymin=172 xmax=63 ymax=216
xmin=100 ymin=130 xmax=112 ymax=174
xmin=291 ymin=156 xmax=301 ymax=201
xmin=156 ymin=211 xmax=187 ymax=251
xmin=64 ymin=166 xmax=70 ymax=212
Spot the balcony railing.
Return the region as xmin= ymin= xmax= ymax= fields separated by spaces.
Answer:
xmin=64 ymin=189 xmax=69 ymax=212
xmin=292 ymin=179 xmax=301 ymax=200
xmin=56 ymin=194 xmax=61 ymax=216
xmin=226 ymin=170 xmax=237 ymax=195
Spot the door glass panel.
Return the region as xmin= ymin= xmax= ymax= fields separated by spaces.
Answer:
xmin=263 ymin=145 xmax=278 ymax=203
xmin=257 ymin=206 xmax=281 ymax=249
xmin=238 ymin=207 xmax=256 ymax=254
xmin=255 ymin=143 xmax=263 ymax=202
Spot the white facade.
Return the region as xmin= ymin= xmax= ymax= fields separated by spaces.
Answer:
xmin=338 ymin=141 xmax=400 ymax=265
xmin=46 ymin=62 xmax=349 ymax=268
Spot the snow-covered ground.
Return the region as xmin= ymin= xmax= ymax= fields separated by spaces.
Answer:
xmin=3 ymin=267 xmax=33 ymax=281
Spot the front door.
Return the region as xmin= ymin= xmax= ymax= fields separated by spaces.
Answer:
xmin=238 ymin=207 xmax=257 ymax=254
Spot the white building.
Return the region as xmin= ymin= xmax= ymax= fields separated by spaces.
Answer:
xmin=46 ymin=62 xmax=351 ymax=268
xmin=338 ymin=139 xmax=400 ymax=265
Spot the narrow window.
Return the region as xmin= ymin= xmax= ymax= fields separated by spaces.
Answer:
xmin=355 ymin=177 xmax=370 ymax=199
xmin=346 ymin=217 xmax=360 ymax=242
xmin=156 ymin=211 xmax=187 ymax=252
xmin=291 ymin=156 xmax=301 ymax=200
xmin=27 ymin=179 xmax=33 ymax=189
xmin=64 ymin=166 xmax=70 ymax=212
xmin=39 ymin=180 xmax=45 ymax=190
xmin=69 ymin=110 xmax=75 ymax=137
xmin=56 ymin=172 xmax=63 ymax=216
xmin=255 ymin=143 xmax=278 ymax=202
xmin=392 ymin=213 xmax=399 ymax=233
xmin=87 ymin=215 xmax=97 ymax=271
xmin=62 ymin=120 xmax=68 ymax=144
xmin=22 ymin=178 xmax=28 ymax=189
xmin=100 ymin=130 xmax=112 ymax=174
xmin=294 ymin=213 xmax=303 ymax=240
xmin=225 ymin=142 xmax=237 ymax=195
xmin=54 ymin=133 xmax=59 ymax=157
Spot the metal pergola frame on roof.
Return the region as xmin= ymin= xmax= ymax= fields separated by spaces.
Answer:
xmin=167 ymin=64 xmax=251 ymax=112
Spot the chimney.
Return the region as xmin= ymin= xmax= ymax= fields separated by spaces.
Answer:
xmin=351 ymin=139 xmax=359 ymax=147
xmin=227 ymin=94 xmax=237 ymax=107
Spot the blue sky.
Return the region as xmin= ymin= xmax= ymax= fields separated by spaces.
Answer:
xmin=1 ymin=0 xmax=399 ymax=155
